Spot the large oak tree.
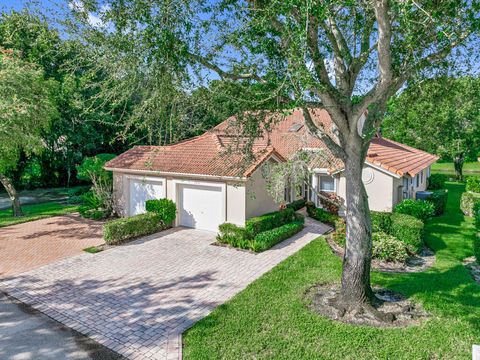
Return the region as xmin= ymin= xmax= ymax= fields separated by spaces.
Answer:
xmin=69 ymin=0 xmax=479 ymax=319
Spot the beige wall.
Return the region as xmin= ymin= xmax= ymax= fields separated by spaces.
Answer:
xmin=226 ymin=182 xmax=246 ymax=226
xmin=112 ymin=172 xmax=128 ymax=216
xmin=245 ymin=164 xmax=281 ymax=219
xmin=336 ymin=164 xmax=396 ymax=212
xmin=111 ymin=171 xmax=247 ymax=226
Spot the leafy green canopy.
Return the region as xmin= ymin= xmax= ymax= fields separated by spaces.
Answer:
xmin=383 ymin=76 xmax=480 ymax=161
xmin=0 ymin=48 xmax=57 ymax=173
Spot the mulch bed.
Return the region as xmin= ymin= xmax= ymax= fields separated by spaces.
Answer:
xmin=463 ymin=257 xmax=480 ymax=284
xmin=325 ymin=235 xmax=435 ymax=273
xmin=305 ymin=283 xmax=429 ymax=328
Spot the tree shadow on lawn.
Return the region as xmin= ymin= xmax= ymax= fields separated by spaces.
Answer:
xmin=374 ymin=263 xmax=480 ymax=329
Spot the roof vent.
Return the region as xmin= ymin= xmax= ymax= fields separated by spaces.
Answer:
xmin=288 ymin=123 xmax=303 ymax=132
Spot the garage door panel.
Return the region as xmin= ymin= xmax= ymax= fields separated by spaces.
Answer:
xmin=178 ymin=184 xmax=224 ymax=232
xmin=129 ymin=179 xmax=165 ymax=216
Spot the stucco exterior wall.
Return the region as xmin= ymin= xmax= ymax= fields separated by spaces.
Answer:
xmin=226 ymin=182 xmax=246 ymax=226
xmin=245 ymin=165 xmax=280 ymax=219
xmin=336 ymin=165 xmax=395 ymax=212
xmin=111 ymin=171 xmax=247 ymax=226
xmin=112 ymin=172 xmax=128 ymax=217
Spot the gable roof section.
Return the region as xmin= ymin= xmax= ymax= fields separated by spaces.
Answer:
xmin=104 ymin=132 xmax=284 ymax=179
xmin=106 ymin=107 xmax=438 ymax=179
xmin=367 ymin=137 xmax=438 ymax=177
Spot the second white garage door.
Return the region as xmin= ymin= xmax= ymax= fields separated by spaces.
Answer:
xmin=178 ymin=184 xmax=224 ymax=232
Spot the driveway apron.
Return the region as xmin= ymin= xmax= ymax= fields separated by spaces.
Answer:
xmin=1 ymin=219 xmax=330 ymax=360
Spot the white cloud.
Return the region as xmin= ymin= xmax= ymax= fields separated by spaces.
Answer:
xmin=68 ymin=0 xmax=109 ymax=28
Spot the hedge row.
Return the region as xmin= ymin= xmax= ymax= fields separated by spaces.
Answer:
xmin=217 ymin=210 xmax=304 ymax=252
xmin=473 ymin=201 xmax=480 ymax=263
xmin=426 ymin=190 xmax=448 ymax=216
xmin=460 ymin=192 xmax=480 ymax=216
xmin=103 ymin=198 xmax=176 ymax=244
xmin=306 ymin=203 xmax=339 ymax=226
xmin=245 ymin=208 xmax=295 ymax=237
xmin=250 ymin=220 xmax=304 ymax=252
xmin=369 ymin=211 xmax=424 ymax=254
xmin=103 ymin=212 xmax=164 ymax=244
xmin=286 ymin=199 xmax=307 ymax=211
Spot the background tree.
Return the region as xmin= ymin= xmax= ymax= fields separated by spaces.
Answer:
xmin=383 ymin=76 xmax=480 ymax=179
xmin=0 ymin=48 xmax=57 ymax=215
xmin=68 ymin=0 xmax=479 ymax=320
xmin=0 ymin=10 xmax=125 ymax=189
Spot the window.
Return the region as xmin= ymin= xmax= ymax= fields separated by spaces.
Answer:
xmin=284 ymin=186 xmax=292 ymax=203
xmin=416 ymin=174 xmax=419 ymax=187
xmin=319 ymin=175 xmax=335 ymax=192
xmin=420 ymin=170 xmax=423 ymax=184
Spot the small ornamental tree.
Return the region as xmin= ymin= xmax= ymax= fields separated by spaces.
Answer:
xmin=0 ymin=48 xmax=57 ymax=216
xmin=70 ymin=0 xmax=479 ymax=321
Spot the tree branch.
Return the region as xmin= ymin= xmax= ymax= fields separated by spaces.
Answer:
xmin=302 ymin=107 xmax=346 ymax=160
xmin=187 ymin=52 xmax=266 ymax=83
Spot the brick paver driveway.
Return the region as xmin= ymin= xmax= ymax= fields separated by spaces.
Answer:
xmin=0 ymin=214 xmax=104 ymax=278
xmin=1 ymin=218 xmax=330 ymax=360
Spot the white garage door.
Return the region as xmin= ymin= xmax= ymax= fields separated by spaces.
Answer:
xmin=129 ymin=178 xmax=165 ymax=216
xmin=178 ymin=184 xmax=224 ymax=232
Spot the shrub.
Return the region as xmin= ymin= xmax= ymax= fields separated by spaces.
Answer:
xmin=245 ymin=208 xmax=295 ymax=237
xmin=76 ymin=154 xmax=116 ymax=183
xmin=286 ymin=198 xmax=306 ymax=211
xmin=426 ymin=190 xmax=448 ymax=216
xmin=332 ymin=217 xmax=346 ymax=246
xmin=307 ymin=205 xmax=339 ymax=226
xmin=474 ymin=201 xmax=480 ymax=228
xmin=466 ymin=177 xmax=480 ymax=193
xmin=460 ymin=192 xmax=480 ymax=216
xmin=318 ymin=192 xmax=342 ymax=214
xmin=78 ymin=190 xmax=111 ymax=220
xmin=103 ymin=212 xmax=163 ymax=244
xmin=146 ymin=199 xmax=177 ymax=225
xmin=390 ymin=213 xmax=424 ymax=253
xmin=217 ymin=223 xmax=250 ymax=249
xmin=250 ymin=221 xmax=304 ymax=252
xmin=394 ymin=199 xmax=435 ymax=221
xmin=371 ymin=211 xmax=392 ymax=233
xmin=372 ymin=232 xmax=409 ymax=263
xmin=427 ymin=173 xmax=447 ymax=190
xmin=474 ymin=233 xmax=480 ymax=264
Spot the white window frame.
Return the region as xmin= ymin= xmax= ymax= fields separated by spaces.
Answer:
xmin=318 ymin=174 xmax=336 ymax=193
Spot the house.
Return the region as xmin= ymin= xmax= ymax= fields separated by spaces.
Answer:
xmin=105 ymin=108 xmax=438 ymax=232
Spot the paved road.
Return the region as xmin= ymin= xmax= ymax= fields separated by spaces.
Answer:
xmin=1 ymin=219 xmax=331 ymax=360
xmin=0 ymin=188 xmax=72 ymax=210
xmin=0 ymin=292 xmax=122 ymax=360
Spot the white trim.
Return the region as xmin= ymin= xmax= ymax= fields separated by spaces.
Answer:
xmin=171 ymin=178 xmax=227 ymax=228
xmin=364 ymin=162 xmax=402 ymax=179
xmin=105 ymin=167 xmax=246 ymax=181
xmin=318 ymin=174 xmax=336 ymax=193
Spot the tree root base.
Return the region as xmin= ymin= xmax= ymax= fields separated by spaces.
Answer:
xmin=305 ymin=283 xmax=429 ymax=328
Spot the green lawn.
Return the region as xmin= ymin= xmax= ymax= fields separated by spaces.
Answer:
xmin=0 ymin=202 xmax=79 ymax=227
xmin=183 ymin=182 xmax=479 ymax=360
xmin=431 ymin=162 xmax=480 ymax=175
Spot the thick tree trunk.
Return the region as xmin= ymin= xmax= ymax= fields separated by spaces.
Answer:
xmin=339 ymin=149 xmax=374 ymax=307
xmin=0 ymin=174 xmax=23 ymax=217
xmin=453 ymin=155 xmax=464 ymax=180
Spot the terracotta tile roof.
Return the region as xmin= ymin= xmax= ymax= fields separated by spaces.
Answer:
xmin=104 ymin=132 xmax=284 ymax=178
xmin=367 ymin=137 xmax=439 ymax=177
xmin=106 ymin=107 xmax=438 ymax=179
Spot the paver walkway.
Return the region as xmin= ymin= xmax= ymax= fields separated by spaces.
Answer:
xmin=1 ymin=218 xmax=330 ymax=360
xmin=0 ymin=214 xmax=104 ymax=278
